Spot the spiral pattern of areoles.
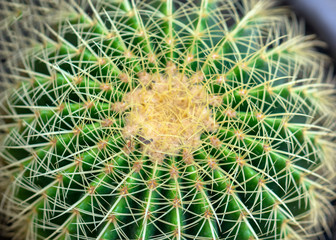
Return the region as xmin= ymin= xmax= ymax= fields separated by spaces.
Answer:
xmin=0 ymin=0 xmax=335 ymax=239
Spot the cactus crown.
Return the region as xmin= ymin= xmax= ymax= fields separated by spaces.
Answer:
xmin=0 ymin=0 xmax=336 ymax=239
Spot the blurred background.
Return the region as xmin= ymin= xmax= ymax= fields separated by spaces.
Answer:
xmin=279 ymin=0 xmax=336 ymax=62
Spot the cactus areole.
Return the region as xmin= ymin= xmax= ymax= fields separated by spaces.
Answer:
xmin=0 ymin=0 xmax=335 ymax=239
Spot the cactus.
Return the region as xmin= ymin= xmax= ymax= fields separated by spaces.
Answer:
xmin=0 ymin=0 xmax=336 ymax=239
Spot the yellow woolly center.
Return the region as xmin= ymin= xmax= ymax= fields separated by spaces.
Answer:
xmin=119 ymin=64 xmax=219 ymax=161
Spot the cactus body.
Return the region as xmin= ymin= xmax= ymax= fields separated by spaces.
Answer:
xmin=0 ymin=0 xmax=335 ymax=239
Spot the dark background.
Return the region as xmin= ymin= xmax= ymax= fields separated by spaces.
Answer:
xmin=279 ymin=0 xmax=336 ymax=62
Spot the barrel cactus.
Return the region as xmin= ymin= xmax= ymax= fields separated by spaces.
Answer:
xmin=0 ymin=0 xmax=335 ymax=239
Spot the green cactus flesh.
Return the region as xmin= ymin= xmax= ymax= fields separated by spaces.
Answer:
xmin=0 ymin=0 xmax=335 ymax=239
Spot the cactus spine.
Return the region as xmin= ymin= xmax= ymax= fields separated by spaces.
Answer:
xmin=0 ymin=0 xmax=335 ymax=239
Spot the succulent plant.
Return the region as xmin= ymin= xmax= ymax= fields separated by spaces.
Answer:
xmin=0 ymin=0 xmax=336 ymax=239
